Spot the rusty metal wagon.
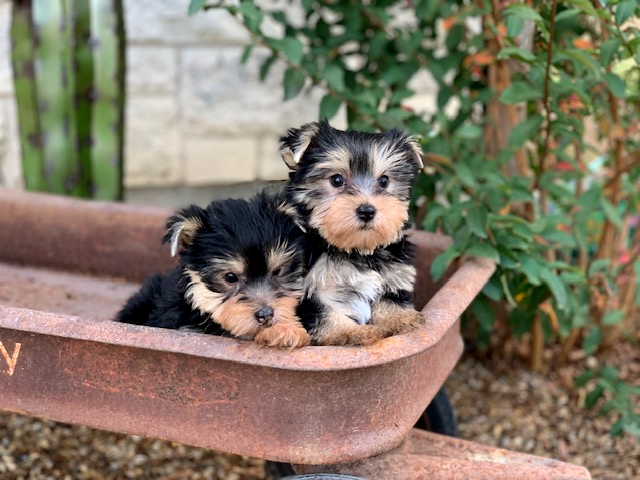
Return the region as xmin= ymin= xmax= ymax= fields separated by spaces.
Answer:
xmin=0 ymin=189 xmax=590 ymax=479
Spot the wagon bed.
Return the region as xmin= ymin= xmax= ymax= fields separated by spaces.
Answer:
xmin=0 ymin=190 xmax=590 ymax=479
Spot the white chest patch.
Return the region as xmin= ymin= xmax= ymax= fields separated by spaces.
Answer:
xmin=305 ymin=254 xmax=383 ymax=324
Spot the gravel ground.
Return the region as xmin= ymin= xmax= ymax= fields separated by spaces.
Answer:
xmin=1 ymin=349 xmax=638 ymax=479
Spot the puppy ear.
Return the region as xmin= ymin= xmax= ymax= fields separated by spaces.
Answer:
xmin=163 ymin=205 xmax=208 ymax=257
xmin=280 ymin=121 xmax=322 ymax=169
xmin=409 ymin=138 xmax=424 ymax=170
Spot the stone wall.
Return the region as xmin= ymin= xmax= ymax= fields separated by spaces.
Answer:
xmin=0 ymin=0 xmax=437 ymax=194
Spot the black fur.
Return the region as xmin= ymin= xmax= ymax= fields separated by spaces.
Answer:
xmin=117 ymin=191 xmax=307 ymax=338
xmin=280 ymin=120 xmax=424 ymax=345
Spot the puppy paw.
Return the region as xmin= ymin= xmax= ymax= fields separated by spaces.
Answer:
xmin=314 ymin=324 xmax=385 ymax=346
xmin=373 ymin=304 xmax=425 ymax=337
xmin=254 ymin=323 xmax=311 ymax=349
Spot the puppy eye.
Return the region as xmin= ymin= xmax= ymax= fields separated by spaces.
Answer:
xmin=272 ymin=267 xmax=282 ymax=276
xmin=330 ymin=174 xmax=344 ymax=188
xmin=378 ymin=175 xmax=389 ymax=188
xmin=224 ymin=272 xmax=238 ymax=284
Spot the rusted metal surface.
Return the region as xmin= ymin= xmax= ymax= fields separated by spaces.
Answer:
xmin=0 ymin=190 xmax=495 ymax=465
xmin=296 ymin=429 xmax=592 ymax=479
xmin=0 ymin=189 xmax=174 ymax=281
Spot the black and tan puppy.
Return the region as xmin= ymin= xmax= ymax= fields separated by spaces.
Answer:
xmin=281 ymin=120 xmax=425 ymax=346
xmin=117 ymin=191 xmax=311 ymax=348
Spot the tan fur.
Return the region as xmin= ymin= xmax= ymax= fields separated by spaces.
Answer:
xmin=312 ymin=194 xmax=408 ymax=254
xmin=212 ymin=296 xmax=260 ymax=338
xmin=312 ymin=310 xmax=385 ymax=346
xmin=187 ymin=270 xmax=307 ymax=347
xmin=253 ymin=296 xmax=309 ymax=347
xmin=281 ymin=123 xmax=320 ymax=168
xmin=371 ymin=301 xmax=425 ymax=337
xmin=169 ymin=216 xmax=205 ymax=257
xmin=255 ymin=323 xmax=311 ymax=348
xmin=185 ymin=270 xmax=226 ymax=316
xmin=268 ymin=244 xmax=296 ymax=273
xmin=210 ymin=258 xmax=246 ymax=278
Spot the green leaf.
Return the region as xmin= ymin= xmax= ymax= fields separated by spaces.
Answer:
xmin=498 ymin=47 xmax=537 ymax=63
xmin=259 ymin=54 xmax=277 ymax=81
xmin=430 ymin=245 xmax=459 ymax=282
xmin=602 ymin=309 xmax=625 ymax=326
xmin=319 ymin=94 xmax=342 ymax=121
xmin=615 ymin=0 xmax=636 ymax=26
xmin=466 ymin=242 xmax=500 ymax=263
xmin=324 ymin=63 xmax=345 ymax=92
xmin=455 ymin=124 xmax=483 ymax=140
xmin=603 ymin=72 xmax=626 ymax=98
xmin=467 ymin=205 xmax=488 ymax=239
xmin=506 ymin=15 xmax=525 ymax=37
xmin=508 ymin=115 xmax=544 ymax=147
xmin=237 ymin=1 xmax=263 ymax=33
xmin=482 ymin=278 xmax=504 ymax=301
xmin=599 ymin=366 xmax=620 ymax=381
xmin=577 ymin=184 xmax=602 ymax=213
xmin=283 ymin=68 xmax=306 ymax=100
xmin=611 ymin=417 xmax=625 ymax=436
xmin=583 ymin=326 xmax=601 ymax=355
xmin=565 ymin=0 xmax=599 ymax=17
xmin=555 ymin=8 xmax=581 ymax=22
xmin=585 ymin=385 xmax=604 ymax=408
xmin=453 ymin=161 xmax=477 ymax=188
xmin=188 ymin=0 xmax=206 ymax=15
xmin=240 ymin=43 xmax=253 ymax=64
xmin=500 ymin=81 xmax=543 ymax=104
xmin=588 ymin=259 xmax=610 ymax=277
xmin=503 ymin=5 xmax=543 ymax=22
xmin=539 ymin=267 xmax=568 ymax=308
xmin=277 ymin=37 xmax=304 ymax=66
xmin=574 ymin=370 xmax=594 ymax=387
xmin=600 ymin=39 xmax=621 ymax=66
xmin=602 ymin=198 xmax=623 ymax=227
xmin=471 ymin=297 xmax=495 ymax=332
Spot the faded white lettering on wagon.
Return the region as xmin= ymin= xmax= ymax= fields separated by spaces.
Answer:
xmin=0 ymin=341 xmax=22 ymax=376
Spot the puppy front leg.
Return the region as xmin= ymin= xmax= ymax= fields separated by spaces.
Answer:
xmin=254 ymin=323 xmax=311 ymax=348
xmin=253 ymin=300 xmax=311 ymax=348
xmin=312 ymin=310 xmax=385 ymax=346
xmin=371 ymin=299 xmax=425 ymax=338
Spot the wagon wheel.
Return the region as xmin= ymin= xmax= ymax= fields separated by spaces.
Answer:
xmin=264 ymin=387 xmax=458 ymax=479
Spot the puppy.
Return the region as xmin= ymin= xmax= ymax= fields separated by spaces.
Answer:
xmin=281 ymin=120 xmax=425 ymax=346
xmin=116 ymin=191 xmax=311 ymax=348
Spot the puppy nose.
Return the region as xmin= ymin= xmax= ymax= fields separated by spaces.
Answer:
xmin=356 ymin=204 xmax=376 ymax=222
xmin=255 ymin=306 xmax=274 ymax=324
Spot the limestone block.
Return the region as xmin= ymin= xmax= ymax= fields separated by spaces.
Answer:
xmin=403 ymin=93 xmax=437 ymax=117
xmin=257 ymin=135 xmax=289 ymax=182
xmin=127 ymin=46 xmax=177 ymax=95
xmin=408 ymin=69 xmax=438 ymax=95
xmin=0 ymin=1 xmax=13 ymax=95
xmin=180 ymin=46 xmax=322 ymax=136
xmin=124 ymin=0 xmax=248 ymax=45
xmin=184 ymin=136 xmax=258 ymax=186
xmin=0 ymin=97 xmax=23 ymax=189
xmin=124 ymin=96 xmax=181 ymax=188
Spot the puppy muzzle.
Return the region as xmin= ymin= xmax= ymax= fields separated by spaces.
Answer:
xmin=254 ymin=306 xmax=274 ymax=325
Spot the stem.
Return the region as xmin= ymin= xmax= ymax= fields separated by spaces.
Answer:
xmin=530 ymin=314 xmax=544 ymax=371
xmin=537 ymin=0 xmax=558 ymax=183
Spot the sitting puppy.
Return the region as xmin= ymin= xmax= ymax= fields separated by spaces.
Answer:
xmin=116 ymin=191 xmax=311 ymax=348
xmin=281 ymin=120 xmax=425 ymax=346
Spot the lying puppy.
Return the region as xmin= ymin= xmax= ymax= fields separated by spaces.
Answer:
xmin=117 ymin=191 xmax=311 ymax=348
xmin=281 ymin=120 xmax=425 ymax=346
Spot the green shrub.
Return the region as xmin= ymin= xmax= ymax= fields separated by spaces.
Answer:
xmin=190 ymin=0 xmax=640 ymax=439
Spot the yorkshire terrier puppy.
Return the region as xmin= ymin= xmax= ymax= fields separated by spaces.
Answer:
xmin=116 ymin=191 xmax=311 ymax=348
xmin=280 ymin=120 xmax=425 ymax=346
